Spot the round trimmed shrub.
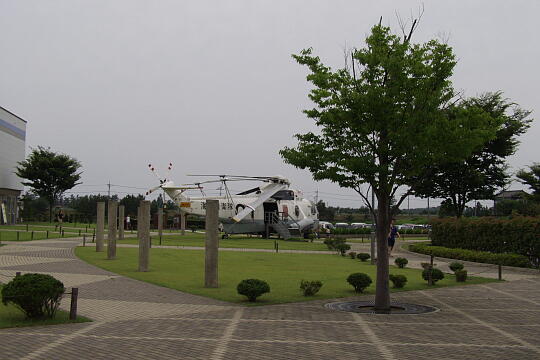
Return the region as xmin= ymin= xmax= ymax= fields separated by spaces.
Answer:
xmin=394 ymin=257 xmax=408 ymax=268
xmin=455 ymin=269 xmax=468 ymax=282
xmin=422 ymin=268 xmax=445 ymax=284
xmin=237 ymin=279 xmax=270 ymax=302
xmin=335 ymin=243 xmax=351 ymax=256
xmin=346 ymin=273 xmax=372 ymax=293
xmin=300 ymin=280 xmax=323 ymax=296
xmin=349 ymin=252 xmax=357 ymax=259
xmin=1 ymin=273 xmax=65 ymax=319
xmin=449 ymin=262 xmax=464 ymax=273
xmin=357 ymin=253 xmax=370 ymax=262
xmin=389 ymin=274 xmax=407 ymax=288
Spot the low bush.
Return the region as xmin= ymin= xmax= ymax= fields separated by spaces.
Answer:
xmin=1 ymin=273 xmax=65 ymax=319
xmin=237 ymin=279 xmax=270 ymax=302
xmin=346 ymin=273 xmax=372 ymax=293
xmin=394 ymin=257 xmax=408 ymax=268
xmin=349 ymin=252 xmax=357 ymax=259
xmin=421 ymin=267 xmax=445 ymax=284
xmin=357 ymin=253 xmax=370 ymax=262
xmin=455 ymin=269 xmax=467 ymax=282
xmin=335 ymin=243 xmax=351 ymax=256
xmin=409 ymin=243 xmax=530 ymax=268
xmin=299 ymin=280 xmax=323 ymax=296
xmin=389 ymin=274 xmax=407 ymax=288
xmin=449 ymin=262 xmax=464 ymax=273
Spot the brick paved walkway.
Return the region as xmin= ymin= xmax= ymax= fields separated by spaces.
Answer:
xmin=1 ymin=238 xmax=539 ymax=359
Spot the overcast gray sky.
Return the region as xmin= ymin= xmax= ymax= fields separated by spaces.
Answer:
xmin=1 ymin=0 xmax=538 ymax=208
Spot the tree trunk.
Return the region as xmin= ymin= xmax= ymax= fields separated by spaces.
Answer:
xmin=374 ymin=196 xmax=391 ymax=313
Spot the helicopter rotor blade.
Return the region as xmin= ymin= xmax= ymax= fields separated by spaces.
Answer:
xmin=232 ymin=183 xmax=287 ymax=223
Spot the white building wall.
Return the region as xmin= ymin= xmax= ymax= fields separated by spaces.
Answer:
xmin=0 ymin=107 xmax=26 ymax=191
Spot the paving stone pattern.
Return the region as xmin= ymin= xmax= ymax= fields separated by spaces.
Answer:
xmin=0 ymin=238 xmax=539 ymax=359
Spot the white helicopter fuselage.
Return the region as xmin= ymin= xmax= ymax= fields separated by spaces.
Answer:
xmin=162 ymin=181 xmax=318 ymax=235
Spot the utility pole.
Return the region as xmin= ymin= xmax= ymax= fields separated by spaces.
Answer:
xmin=407 ymin=195 xmax=410 ymax=214
xmin=107 ymin=181 xmax=111 ymax=200
xmin=427 ymin=197 xmax=430 ymax=218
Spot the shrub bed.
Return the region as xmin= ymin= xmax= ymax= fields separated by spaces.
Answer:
xmin=237 ymin=279 xmax=270 ymax=302
xmin=409 ymin=243 xmax=530 ymax=268
xmin=430 ymin=217 xmax=539 ymax=267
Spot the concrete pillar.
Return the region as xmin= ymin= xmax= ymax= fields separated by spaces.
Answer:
xmin=118 ymin=205 xmax=125 ymax=240
xmin=138 ymin=200 xmax=150 ymax=272
xmin=96 ymin=202 xmax=105 ymax=252
xmin=158 ymin=208 xmax=163 ymax=239
xmin=205 ymin=199 xmax=219 ymax=288
xmin=107 ymin=201 xmax=118 ymax=260
xmin=180 ymin=213 xmax=186 ymax=236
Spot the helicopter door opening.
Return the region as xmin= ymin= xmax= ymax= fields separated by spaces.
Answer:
xmin=263 ymin=202 xmax=279 ymax=223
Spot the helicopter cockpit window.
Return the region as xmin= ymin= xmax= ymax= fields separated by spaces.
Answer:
xmin=271 ymin=190 xmax=294 ymax=201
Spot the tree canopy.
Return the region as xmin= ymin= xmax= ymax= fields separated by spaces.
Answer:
xmin=16 ymin=146 xmax=82 ymax=221
xmin=280 ymin=23 xmax=497 ymax=311
xmin=517 ymin=163 xmax=540 ymax=202
xmin=413 ymin=92 xmax=532 ymax=217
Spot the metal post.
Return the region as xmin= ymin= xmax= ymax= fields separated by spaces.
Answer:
xmin=498 ymin=264 xmax=502 ymax=281
xmin=69 ymin=288 xmax=78 ymax=320
xmin=46 ymin=230 xmax=49 ymax=239
xmin=31 ymin=231 xmax=34 ymax=240
xmin=17 ymin=231 xmax=19 ymax=241
xmin=83 ymin=234 xmax=86 ymax=247
xmin=158 ymin=208 xmax=163 ymax=243
xmin=180 ymin=213 xmax=186 ymax=236
xmin=79 ymin=229 xmax=81 ymax=236
xmin=26 ymin=224 xmax=29 ymax=231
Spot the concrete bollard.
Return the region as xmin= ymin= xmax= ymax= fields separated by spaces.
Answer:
xmin=96 ymin=202 xmax=105 ymax=252
xmin=158 ymin=208 xmax=163 ymax=241
xmin=107 ymin=201 xmax=118 ymax=260
xmin=118 ymin=205 xmax=125 ymax=240
xmin=180 ymin=213 xmax=186 ymax=236
xmin=138 ymin=201 xmax=150 ymax=272
xmin=205 ymin=199 xmax=219 ymax=288
xmin=69 ymin=288 xmax=78 ymax=320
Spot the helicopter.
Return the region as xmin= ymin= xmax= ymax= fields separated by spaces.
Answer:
xmin=146 ymin=164 xmax=319 ymax=239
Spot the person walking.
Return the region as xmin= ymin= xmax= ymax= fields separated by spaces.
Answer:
xmin=387 ymin=219 xmax=400 ymax=257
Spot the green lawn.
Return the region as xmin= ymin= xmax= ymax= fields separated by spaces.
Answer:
xmin=0 ymin=285 xmax=91 ymax=328
xmin=76 ymin=247 xmax=496 ymax=305
xmin=118 ymin=234 xmax=329 ymax=251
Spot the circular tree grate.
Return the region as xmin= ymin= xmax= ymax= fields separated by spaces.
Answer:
xmin=325 ymin=301 xmax=439 ymax=315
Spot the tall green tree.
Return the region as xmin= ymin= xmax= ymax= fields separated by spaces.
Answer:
xmin=280 ymin=23 xmax=496 ymax=311
xmin=16 ymin=147 xmax=82 ymax=222
xmin=517 ymin=163 xmax=540 ymax=202
xmin=413 ymin=92 xmax=532 ymax=217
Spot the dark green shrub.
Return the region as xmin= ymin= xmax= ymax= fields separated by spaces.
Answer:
xmin=346 ymin=273 xmax=372 ymax=293
xmin=389 ymin=274 xmax=407 ymax=288
xmin=299 ymin=280 xmax=323 ymax=296
xmin=335 ymin=243 xmax=351 ymax=256
xmin=421 ymin=267 xmax=445 ymax=284
xmin=394 ymin=257 xmax=408 ymax=268
xmin=449 ymin=262 xmax=464 ymax=273
xmin=323 ymin=238 xmax=335 ymax=250
xmin=237 ymin=279 xmax=270 ymax=302
xmin=349 ymin=252 xmax=357 ymax=259
xmin=409 ymin=243 xmax=530 ymax=268
xmin=455 ymin=269 xmax=467 ymax=282
xmin=357 ymin=253 xmax=370 ymax=262
xmin=430 ymin=217 xmax=539 ymax=267
xmin=323 ymin=238 xmax=346 ymax=251
xmin=1 ymin=273 xmax=65 ymax=319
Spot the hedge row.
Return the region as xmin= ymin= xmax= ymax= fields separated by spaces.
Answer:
xmin=409 ymin=243 xmax=530 ymax=268
xmin=430 ymin=217 xmax=539 ymax=267
xmin=331 ymin=227 xmax=428 ymax=235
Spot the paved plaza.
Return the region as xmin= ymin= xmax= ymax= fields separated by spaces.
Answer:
xmin=0 ymin=238 xmax=539 ymax=359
